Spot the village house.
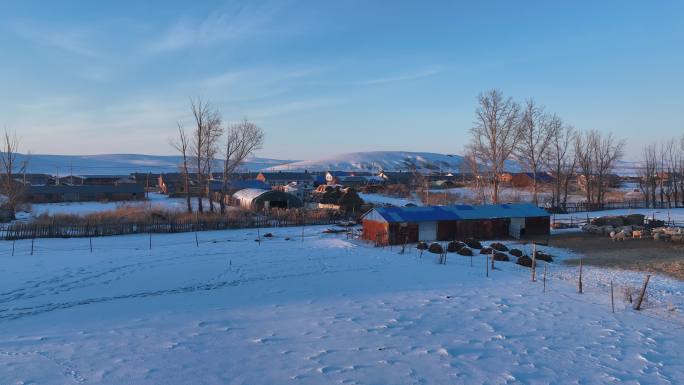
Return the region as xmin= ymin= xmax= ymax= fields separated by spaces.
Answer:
xmin=361 ymin=203 xmax=550 ymax=245
xmin=497 ymin=172 xmax=514 ymax=184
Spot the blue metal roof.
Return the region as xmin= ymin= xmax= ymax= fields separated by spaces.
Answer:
xmin=366 ymin=203 xmax=548 ymax=223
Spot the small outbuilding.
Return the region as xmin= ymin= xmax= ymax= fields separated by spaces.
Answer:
xmin=232 ymin=188 xmax=302 ymax=210
xmin=361 ymin=203 xmax=550 ymax=245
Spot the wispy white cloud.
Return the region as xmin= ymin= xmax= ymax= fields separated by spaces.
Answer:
xmin=148 ymin=3 xmax=283 ymax=53
xmin=352 ymin=67 xmax=441 ymax=86
xmin=7 ymin=20 xmax=101 ymax=58
xmin=245 ymin=98 xmax=339 ymax=119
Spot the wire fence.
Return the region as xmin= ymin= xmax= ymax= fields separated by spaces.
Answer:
xmin=551 ymin=214 xmax=684 ymax=229
xmin=1 ymin=211 xmax=346 ymax=240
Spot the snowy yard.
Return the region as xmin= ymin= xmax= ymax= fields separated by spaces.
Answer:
xmin=0 ymin=226 xmax=683 ymax=384
xmin=18 ymin=193 xmax=211 ymax=220
xmin=358 ymin=192 xmax=422 ymax=207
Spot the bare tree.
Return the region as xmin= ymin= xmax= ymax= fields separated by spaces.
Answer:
xmin=515 ymin=100 xmax=555 ymax=205
xmin=171 ymin=123 xmax=192 ymax=213
xmin=679 ymin=134 xmax=684 ymax=206
xmin=189 ymin=97 xmax=221 ymax=213
xmin=593 ymin=131 xmax=624 ymax=206
xmin=661 ymin=140 xmax=677 ymax=207
xmin=468 ymin=90 xmax=521 ymax=203
xmin=548 ymin=120 xmax=575 ymax=211
xmin=575 ymin=130 xmax=597 ymax=205
xmin=202 ymin=113 xmax=223 ymax=213
xmin=219 ymin=119 xmax=264 ymax=213
xmin=0 ymin=130 xmax=28 ymax=219
xmin=638 ymin=143 xmax=658 ymax=208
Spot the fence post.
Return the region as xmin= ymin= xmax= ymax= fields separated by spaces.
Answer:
xmin=531 ymin=243 xmax=537 ymax=282
xmin=610 ymin=280 xmax=615 ymax=313
xmin=11 ymin=239 xmax=15 ymax=256
xmin=89 ymin=237 xmax=93 ymax=253
xmin=543 ymin=263 xmax=547 ymax=292
xmin=578 ymin=257 xmax=583 ymax=294
xmin=634 ymin=274 xmax=651 ymax=311
xmin=486 ymin=254 xmax=489 ymax=277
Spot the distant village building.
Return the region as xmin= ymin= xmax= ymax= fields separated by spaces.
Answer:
xmin=324 ymin=171 xmax=380 ymax=186
xmin=12 ymin=173 xmax=55 ymax=186
xmin=131 ymin=172 xmax=161 ymax=191
xmin=24 ymin=184 xmax=145 ymax=203
xmin=361 ymin=203 xmax=550 ymax=245
xmin=57 ymin=175 xmax=85 ymax=186
xmin=231 ymin=188 xmax=302 ymax=210
xmin=158 ymin=173 xmax=203 ymax=196
xmin=378 ymin=171 xmax=413 ymax=185
xmin=57 ymin=175 xmax=135 ymax=186
xmin=256 ymin=171 xmax=315 ymax=189
xmin=510 ymin=172 xmax=555 ymax=188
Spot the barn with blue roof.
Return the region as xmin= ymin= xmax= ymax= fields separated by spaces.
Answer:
xmin=361 ymin=203 xmax=550 ymax=245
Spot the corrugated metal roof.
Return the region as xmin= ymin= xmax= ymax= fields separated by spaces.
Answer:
xmin=365 ymin=203 xmax=548 ymax=223
xmin=232 ymin=188 xmax=271 ymax=202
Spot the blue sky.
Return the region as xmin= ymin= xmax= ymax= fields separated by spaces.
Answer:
xmin=1 ymin=1 xmax=682 ymax=160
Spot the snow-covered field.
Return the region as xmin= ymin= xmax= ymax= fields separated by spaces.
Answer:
xmin=1 ymin=226 xmax=683 ymax=384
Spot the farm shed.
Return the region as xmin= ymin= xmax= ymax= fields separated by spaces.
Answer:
xmin=361 ymin=203 xmax=550 ymax=245
xmin=232 ymin=188 xmax=302 ymax=210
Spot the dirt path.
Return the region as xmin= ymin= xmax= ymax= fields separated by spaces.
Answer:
xmin=549 ymin=232 xmax=684 ymax=281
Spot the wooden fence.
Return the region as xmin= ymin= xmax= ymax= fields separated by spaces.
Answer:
xmin=2 ymin=213 xmax=343 ymax=240
xmin=547 ymin=200 xmax=684 ymax=214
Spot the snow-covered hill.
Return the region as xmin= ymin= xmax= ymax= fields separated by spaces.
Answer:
xmin=268 ymin=151 xmax=467 ymax=172
xmin=269 ymin=151 xmax=523 ymax=173
xmin=20 ymin=153 xmax=291 ymax=175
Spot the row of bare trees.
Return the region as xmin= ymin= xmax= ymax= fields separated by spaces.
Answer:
xmin=173 ymin=97 xmax=264 ymax=214
xmin=638 ymin=136 xmax=684 ymax=208
xmin=467 ymin=89 xmax=625 ymax=209
xmin=0 ymin=131 xmax=29 ymax=219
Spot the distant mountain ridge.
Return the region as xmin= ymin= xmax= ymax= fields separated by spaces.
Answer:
xmin=267 ymin=151 xmax=465 ymax=172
